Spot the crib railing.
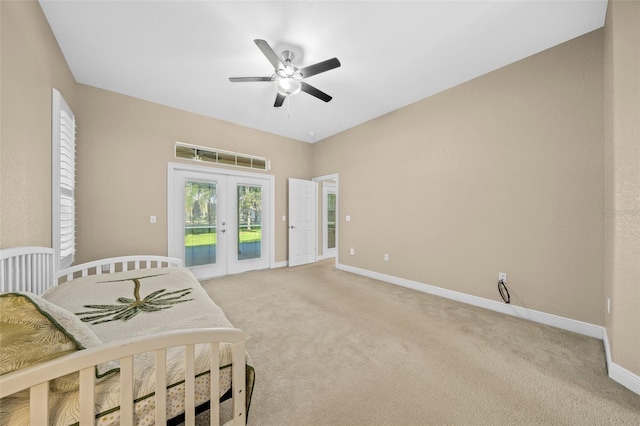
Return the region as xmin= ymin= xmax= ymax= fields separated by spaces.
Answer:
xmin=0 ymin=246 xmax=55 ymax=294
xmin=56 ymin=255 xmax=183 ymax=283
xmin=0 ymin=328 xmax=246 ymax=426
xmin=0 ymin=247 xmax=183 ymax=293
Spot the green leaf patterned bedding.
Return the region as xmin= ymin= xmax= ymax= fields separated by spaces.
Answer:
xmin=0 ymin=267 xmax=254 ymax=426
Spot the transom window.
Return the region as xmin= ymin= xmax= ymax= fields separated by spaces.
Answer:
xmin=175 ymin=142 xmax=269 ymax=171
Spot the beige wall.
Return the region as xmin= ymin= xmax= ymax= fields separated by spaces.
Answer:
xmin=0 ymin=0 xmax=77 ymax=248
xmin=313 ymin=30 xmax=605 ymax=325
xmin=0 ymin=1 xmax=311 ymax=263
xmin=2 ymin=0 xmax=637 ymax=380
xmin=604 ymin=0 xmax=640 ymax=376
xmin=74 ymin=84 xmax=312 ymax=264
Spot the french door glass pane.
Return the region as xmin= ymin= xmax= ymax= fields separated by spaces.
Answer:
xmin=327 ymin=193 xmax=336 ymax=249
xmin=237 ymin=185 xmax=262 ymax=261
xmin=184 ymin=181 xmax=217 ymax=267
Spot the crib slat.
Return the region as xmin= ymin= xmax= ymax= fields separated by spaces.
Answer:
xmin=231 ymin=341 xmax=246 ymax=424
xmin=33 ymin=254 xmax=40 ymax=293
xmin=20 ymin=255 xmax=26 ymax=290
xmin=120 ymin=355 xmax=134 ymax=425
xmin=8 ymin=259 xmax=13 ymax=290
xmin=79 ymin=367 xmax=95 ymax=425
xmin=210 ymin=343 xmax=220 ymax=426
xmin=0 ymin=260 xmax=5 ymax=292
xmin=37 ymin=253 xmax=44 ymax=293
xmin=185 ymin=344 xmax=196 ymax=426
xmin=30 ymin=382 xmax=49 ymax=425
xmin=155 ymin=348 xmax=167 ymax=424
xmin=25 ymin=255 xmax=32 ymax=292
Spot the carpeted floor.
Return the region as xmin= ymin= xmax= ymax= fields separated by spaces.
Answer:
xmin=191 ymin=260 xmax=639 ymax=425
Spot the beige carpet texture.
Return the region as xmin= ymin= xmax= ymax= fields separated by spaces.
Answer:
xmin=191 ymin=261 xmax=639 ymax=425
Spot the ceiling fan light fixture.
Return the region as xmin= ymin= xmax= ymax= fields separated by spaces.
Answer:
xmin=276 ymin=77 xmax=301 ymax=96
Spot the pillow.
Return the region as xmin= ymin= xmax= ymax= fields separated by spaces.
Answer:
xmin=0 ymin=292 xmax=118 ymax=392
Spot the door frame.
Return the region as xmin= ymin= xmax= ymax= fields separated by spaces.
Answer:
xmin=167 ymin=162 xmax=275 ymax=276
xmin=312 ymin=173 xmax=339 ymax=267
xmin=321 ymin=181 xmax=337 ymax=260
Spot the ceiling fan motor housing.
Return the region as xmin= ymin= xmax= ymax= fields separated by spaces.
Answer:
xmin=281 ymin=50 xmax=295 ymax=63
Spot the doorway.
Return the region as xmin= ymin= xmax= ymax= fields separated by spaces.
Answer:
xmin=322 ymin=181 xmax=337 ymax=259
xmin=312 ymin=173 xmax=339 ymax=265
xmin=168 ymin=163 xmax=273 ymax=279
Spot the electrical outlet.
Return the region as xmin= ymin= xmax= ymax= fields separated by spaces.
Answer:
xmin=607 ymin=297 xmax=611 ymax=314
xmin=498 ymin=272 xmax=507 ymax=282
xmin=350 ymin=248 xmax=355 ymax=256
xmin=384 ymin=253 xmax=389 ymax=261
xmin=150 ymin=215 xmax=157 ymax=224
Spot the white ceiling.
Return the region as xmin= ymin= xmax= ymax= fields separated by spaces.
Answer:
xmin=39 ymin=0 xmax=607 ymax=143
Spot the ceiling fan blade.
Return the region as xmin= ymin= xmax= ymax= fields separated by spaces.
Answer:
xmin=229 ymin=77 xmax=272 ymax=82
xmin=254 ymin=39 xmax=285 ymax=71
xmin=274 ymin=93 xmax=286 ymax=107
xmin=300 ymin=82 xmax=332 ymax=102
xmin=299 ymin=58 xmax=341 ymax=79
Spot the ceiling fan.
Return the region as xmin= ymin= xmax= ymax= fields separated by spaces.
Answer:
xmin=229 ymin=39 xmax=341 ymax=107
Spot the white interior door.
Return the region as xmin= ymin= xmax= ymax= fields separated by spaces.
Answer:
xmin=169 ymin=164 xmax=272 ymax=279
xmin=288 ymin=178 xmax=317 ymax=267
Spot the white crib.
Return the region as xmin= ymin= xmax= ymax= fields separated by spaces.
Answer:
xmin=0 ymin=246 xmax=248 ymax=426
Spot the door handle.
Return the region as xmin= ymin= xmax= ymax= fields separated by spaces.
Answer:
xmin=220 ymin=229 xmax=226 ymax=233
xmin=289 ymin=225 xmax=296 ymax=229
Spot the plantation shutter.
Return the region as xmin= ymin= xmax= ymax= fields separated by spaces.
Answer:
xmin=52 ymin=88 xmax=76 ymax=270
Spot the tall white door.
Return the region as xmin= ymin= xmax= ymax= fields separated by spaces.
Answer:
xmin=169 ymin=165 xmax=271 ymax=279
xmin=288 ymin=178 xmax=317 ymax=267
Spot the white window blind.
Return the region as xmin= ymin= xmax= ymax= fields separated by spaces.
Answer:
xmin=52 ymin=89 xmax=76 ymax=270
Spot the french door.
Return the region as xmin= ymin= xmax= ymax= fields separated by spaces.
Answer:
xmin=168 ymin=164 xmax=271 ymax=279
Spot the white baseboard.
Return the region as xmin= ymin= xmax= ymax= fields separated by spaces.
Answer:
xmin=337 ymin=263 xmax=603 ymax=338
xmin=272 ymin=260 xmax=288 ymax=269
xmin=603 ymin=329 xmax=640 ymax=395
xmin=337 ymin=263 xmax=640 ymax=396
